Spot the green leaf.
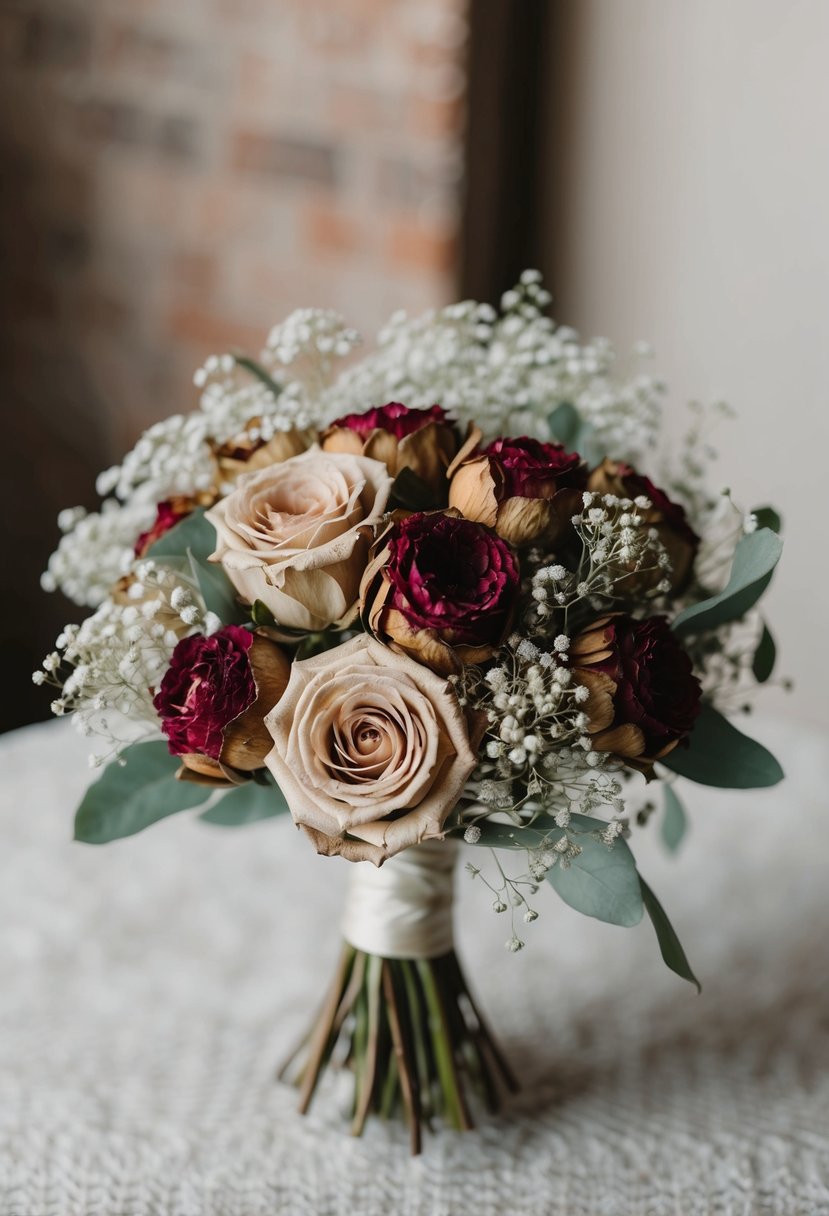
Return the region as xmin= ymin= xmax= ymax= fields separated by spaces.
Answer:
xmin=663 ymin=703 xmax=784 ymax=788
xmin=661 ymin=784 xmax=688 ymax=852
xmin=752 ymin=621 xmax=777 ymax=683
xmin=74 ymin=741 xmax=212 ymax=844
xmin=200 ymin=778 xmax=289 ymax=826
xmin=752 ymin=505 xmax=781 ymax=534
xmin=146 ymin=508 xmax=215 ymax=562
xmin=468 ymin=813 xmax=643 ymax=927
xmin=639 ymin=877 xmax=701 ymax=991
xmin=545 ymin=819 xmax=644 ymax=927
xmin=146 ymin=508 xmax=245 ymax=625
xmin=187 ymin=550 xmax=246 ymax=625
xmin=251 ymin=599 xmax=276 ymax=627
xmin=547 ymin=401 xmax=604 ymax=463
xmin=547 ymin=402 xmax=580 ymax=448
xmin=672 ymin=527 xmax=782 ymax=637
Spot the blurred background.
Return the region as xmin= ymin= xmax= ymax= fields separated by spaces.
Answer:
xmin=2 ymin=0 xmax=826 ymax=733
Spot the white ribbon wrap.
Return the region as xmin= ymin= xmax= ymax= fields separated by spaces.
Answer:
xmin=341 ymin=838 xmax=458 ymax=959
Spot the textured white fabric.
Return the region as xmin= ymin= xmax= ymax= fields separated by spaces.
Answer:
xmin=1 ymin=716 xmax=828 ymax=1216
xmin=341 ymin=838 xmax=458 ymax=958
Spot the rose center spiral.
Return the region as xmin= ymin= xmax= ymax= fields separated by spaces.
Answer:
xmin=329 ymin=708 xmax=400 ymax=782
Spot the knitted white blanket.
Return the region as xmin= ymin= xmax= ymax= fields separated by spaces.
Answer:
xmin=1 ymin=717 xmax=827 ymax=1216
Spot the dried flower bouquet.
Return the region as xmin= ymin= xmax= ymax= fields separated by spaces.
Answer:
xmin=37 ymin=274 xmax=784 ymax=1150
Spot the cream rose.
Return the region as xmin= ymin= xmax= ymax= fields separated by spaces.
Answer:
xmin=264 ymin=635 xmax=484 ymax=864
xmin=205 ymin=447 xmax=393 ymax=631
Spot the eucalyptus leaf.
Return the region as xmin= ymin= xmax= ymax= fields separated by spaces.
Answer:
xmin=466 ymin=813 xmax=643 ymax=927
xmin=547 ymin=402 xmax=580 ymax=448
xmin=146 ymin=508 xmax=215 ymax=562
xmin=661 ymin=784 xmax=688 ymax=852
xmin=752 ymin=621 xmax=777 ymax=683
xmin=663 ymin=703 xmax=784 ymax=788
xmin=640 ymin=877 xmax=701 ymax=991
xmin=200 ymin=778 xmax=290 ymax=826
xmin=547 ymin=401 xmax=603 ymax=462
xmin=545 ymin=820 xmax=644 ymax=927
xmin=752 ymin=505 xmax=782 ymax=534
xmin=187 ymin=550 xmax=247 ymax=625
xmin=74 ymin=741 xmax=212 ymax=844
xmin=672 ymin=527 xmax=782 ymax=637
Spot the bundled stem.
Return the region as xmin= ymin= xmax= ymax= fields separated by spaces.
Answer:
xmin=282 ymin=944 xmax=518 ymax=1154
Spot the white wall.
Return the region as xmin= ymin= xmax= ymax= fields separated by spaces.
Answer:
xmin=544 ymin=0 xmax=829 ymax=729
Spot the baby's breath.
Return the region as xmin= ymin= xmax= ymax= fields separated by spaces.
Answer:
xmin=35 ymin=563 xmax=211 ymax=765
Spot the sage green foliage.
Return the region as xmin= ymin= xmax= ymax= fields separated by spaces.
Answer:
xmin=661 ymin=784 xmax=688 ymax=852
xmin=752 ymin=622 xmax=777 ymax=683
xmin=464 ymin=812 xmax=701 ymax=985
xmin=640 ymin=878 xmax=701 ymax=991
xmin=663 ymin=703 xmax=784 ymax=788
xmin=200 ymin=778 xmax=289 ymax=826
xmin=544 ymin=820 xmax=644 ymax=927
xmin=752 ymin=505 xmax=781 ymax=534
xmin=74 ymin=741 xmax=212 ymax=843
xmin=469 ymin=813 xmax=644 ymax=927
xmin=547 ymin=402 xmax=581 ymax=449
xmin=147 ymin=508 xmax=247 ymax=625
xmin=547 ymin=402 xmax=604 ymax=464
xmin=672 ymin=527 xmax=782 ymax=638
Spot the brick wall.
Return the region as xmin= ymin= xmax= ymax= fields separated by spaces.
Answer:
xmin=0 ymin=0 xmax=468 ymax=729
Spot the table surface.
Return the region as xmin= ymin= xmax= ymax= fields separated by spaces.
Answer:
xmin=1 ymin=716 xmax=828 ymax=1216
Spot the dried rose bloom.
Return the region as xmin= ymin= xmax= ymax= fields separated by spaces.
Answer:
xmin=264 ymin=635 xmax=485 ymax=864
xmin=360 ymin=509 xmax=519 ymax=676
xmin=206 ymin=447 xmax=393 ymax=632
xmin=571 ymin=613 xmax=701 ymax=774
xmin=448 ymin=432 xmax=585 ymax=547
xmin=154 ymin=626 xmax=290 ymax=784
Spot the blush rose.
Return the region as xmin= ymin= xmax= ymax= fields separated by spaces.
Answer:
xmin=264 ymin=635 xmax=485 ymax=864
xmin=205 ymin=447 xmax=393 ymax=632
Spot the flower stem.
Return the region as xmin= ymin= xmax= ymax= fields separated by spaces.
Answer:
xmin=284 ymin=944 xmax=515 ymax=1153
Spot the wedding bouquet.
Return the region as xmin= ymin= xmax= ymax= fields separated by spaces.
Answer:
xmin=37 ymin=273 xmax=784 ymax=1152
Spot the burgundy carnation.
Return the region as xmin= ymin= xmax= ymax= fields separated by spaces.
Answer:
xmin=483 ymin=436 xmax=584 ymax=499
xmin=135 ymin=499 xmax=194 ymax=558
xmin=328 ymin=401 xmax=449 ymax=441
xmin=361 ymin=510 xmax=520 ymax=675
xmin=572 ymin=614 xmax=701 ymax=766
xmin=154 ymin=626 xmax=256 ymax=760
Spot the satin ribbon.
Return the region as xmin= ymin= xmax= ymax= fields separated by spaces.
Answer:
xmin=341 ymin=838 xmax=458 ymax=959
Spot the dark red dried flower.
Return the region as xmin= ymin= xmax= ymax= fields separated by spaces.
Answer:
xmin=154 ymin=626 xmax=256 ymax=760
xmin=361 ymin=510 xmax=520 ymax=675
xmin=328 ymin=402 xmax=449 ymax=441
xmin=571 ymin=613 xmax=701 ymax=768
